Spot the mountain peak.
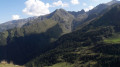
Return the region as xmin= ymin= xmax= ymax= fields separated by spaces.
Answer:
xmin=46 ymin=8 xmax=74 ymax=24
xmin=80 ymin=9 xmax=85 ymax=13
xmin=49 ymin=8 xmax=73 ymax=18
xmin=56 ymin=8 xmax=65 ymax=11
xmin=54 ymin=8 xmax=67 ymax=13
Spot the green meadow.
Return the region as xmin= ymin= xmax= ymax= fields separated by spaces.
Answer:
xmin=104 ymin=33 xmax=120 ymax=44
xmin=45 ymin=62 xmax=74 ymax=67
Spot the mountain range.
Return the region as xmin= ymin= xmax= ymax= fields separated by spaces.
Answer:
xmin=0 ymin=0 xmax=120 ymax=67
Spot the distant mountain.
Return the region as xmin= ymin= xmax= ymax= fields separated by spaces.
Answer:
xmin=26 ymin=4 xmax=120 ymax=67
xmin=0 ymin=17 xmax=37 ymax=32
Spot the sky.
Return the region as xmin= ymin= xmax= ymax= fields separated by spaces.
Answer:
xmin=0 ymin=0 xmax=117 ymax=23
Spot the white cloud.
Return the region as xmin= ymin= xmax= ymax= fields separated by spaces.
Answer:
xmin=71 ymin=0 xmax=79 ymax=5
xmin=83 ymin=3 xmax=87 ymax=6
xmin=84 ymin=6 xmax=94 ymax=12
xmin=53 ymin=0 xmax=69 ymax=7
xmin=12 ymin=15 xmax=20 ymax=20
xmin=23 ymin=0 xmax=50 ymax=16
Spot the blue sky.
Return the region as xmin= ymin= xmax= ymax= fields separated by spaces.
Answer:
xmin=0 ymin=0 xmax=116 ymax=23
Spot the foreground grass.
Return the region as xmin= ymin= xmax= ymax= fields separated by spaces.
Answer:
xmin=0 ymin=63 xmax=24 ymax=67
